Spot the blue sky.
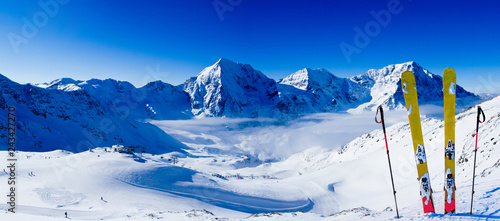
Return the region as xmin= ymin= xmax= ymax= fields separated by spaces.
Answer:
xmin=1 ymin=0 xmax=499 ymax=94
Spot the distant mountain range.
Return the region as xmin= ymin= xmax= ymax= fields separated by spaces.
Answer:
xmin=182 ymin=58 xmax=477 ymax=117
xmin=0 ymin=58 xmax=479 ymax=152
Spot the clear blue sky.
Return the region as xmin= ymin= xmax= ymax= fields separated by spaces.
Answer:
xmin=1 ymin=0 xmax=499 ymax=94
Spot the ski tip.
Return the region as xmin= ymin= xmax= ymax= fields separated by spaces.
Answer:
xmin=401 ymin=70 xmax=414 ymax=78
xmin=443 ymin=68 xmax=456 ymax=79
xmin=401 ymin=71 xmax=416 ymax=95
xmin=444 ymin=67 xmax=455 ymax=72
xmin=401 ymin=71 xmax=416 ymax=83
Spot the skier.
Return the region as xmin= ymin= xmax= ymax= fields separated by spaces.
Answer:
xmin=65 ymin=212 xmax=67 ymax=218
xmin=101 ymin=197 xmax=103 ymax=201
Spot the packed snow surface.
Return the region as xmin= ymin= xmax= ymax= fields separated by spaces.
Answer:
xmin=1 ymin=96 xmax=500 ymax=220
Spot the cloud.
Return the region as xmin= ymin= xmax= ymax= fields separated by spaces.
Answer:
xmin=150 ymin=110 xmax=410 ymax=161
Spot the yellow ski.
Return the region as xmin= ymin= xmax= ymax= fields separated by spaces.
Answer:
xmin=443 ymin=68 xmax=456 ymax=214
xmin=401 ymin=71 xmax=436 ymax=213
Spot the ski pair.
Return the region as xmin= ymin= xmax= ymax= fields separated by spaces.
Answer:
xmin=401 ymin=69 xmax=457 ymax=214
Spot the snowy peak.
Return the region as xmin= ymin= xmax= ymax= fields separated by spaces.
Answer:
xmin=359 ymin=61 xmax=426 ymax=81
xmin=51 ymin=77 xmax=82 ymax=85
xmin=198 ymin=58 xmax=241 ymax=77
xmin=36 ymin=78 xmax=137 ymax=93
xmin=196 ymin=58 xmax=270 ymax=86
xmin=279 ymin=68 xmax=338 ymax=91
xmin=143 ymin=80 xmax=175 ymax=90
xmin=349 ymin=61 xmax=478 ymax=113
xmin=36 ymin=78 xmax=84 ymax=91
xmin=184 ymin=58 xmax=279 ymax=117
xmin=80 ymin=78 xmax=136 ymax=92
xmin=216 ymin=57 xmax=239 ymax=68
xmin=277 ymin=67 xmax=371 ymax=115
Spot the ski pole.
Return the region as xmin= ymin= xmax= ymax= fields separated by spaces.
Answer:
xmin=470 ymin=106 xmax=485 ymax=215
xmin=376 ymin=106 xmax=400 ymax=219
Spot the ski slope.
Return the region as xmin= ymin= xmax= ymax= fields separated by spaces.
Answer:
xmin=1 ymin=97 xmax=499 ymax=220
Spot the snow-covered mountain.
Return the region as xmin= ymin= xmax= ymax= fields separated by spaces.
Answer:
xmin=0 ymin=59 xmax=481 ymax=154
xmin=38 ymin=78 xmax=193 ymax=120
xmin=349 ymin=61 xmax=478 ymax=113
xmin=0 ymin=74 xmax=188 ymax=153
xmin=181 ymin=59 xmax=478 ymax=118
xmin=36 ymin=78 xmax=84 ymax=91
xmin=277 ymin=68 xmax=370 ymax=116
xmin=183 ymin=58 xmax=280 ymax=118
xmin=32 ymin=59 xmax=479 ymax=119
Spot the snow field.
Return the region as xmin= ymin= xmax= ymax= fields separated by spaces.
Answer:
xmin=1 ymin=97 xmax=499 ymax=220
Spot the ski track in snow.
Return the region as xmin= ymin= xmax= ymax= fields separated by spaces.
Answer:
xmin=120 ymin=179 xmax=314 ymax=214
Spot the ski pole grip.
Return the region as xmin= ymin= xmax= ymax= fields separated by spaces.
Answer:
xmin=375 ymin=106 xmax=383 ymax=124
xmin=478 ymin=106 xmax=485 ymax=123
